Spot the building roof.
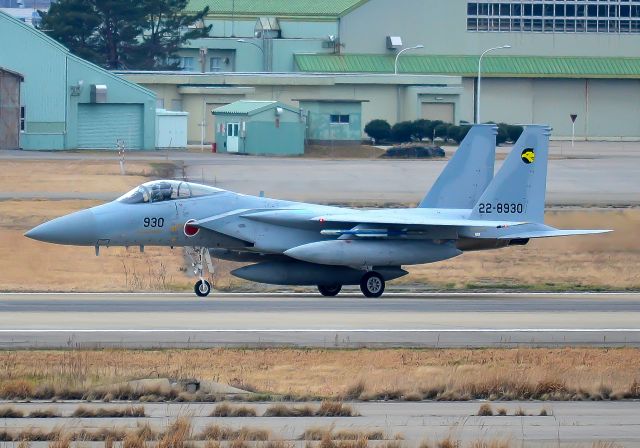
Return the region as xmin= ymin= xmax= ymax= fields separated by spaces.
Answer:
xmin=213 ymin=100 xmax=298 ymax=115
xmin=185 ymin=0 xmax=368 ymax=19
xmin=0 ymin=66 xmax=24 ymax=80
xmin=294 ymin=54 xmax=640 ymax=79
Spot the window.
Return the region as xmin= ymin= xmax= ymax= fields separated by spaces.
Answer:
xmin=467 ymin=1 xmax=639 ymax=33
xmin=209 ymin=57 xmax=222 ymax=72
xmin=156 ymin=98 xmax=165 ymax=109
xmin=20 ymin=106 xmax=25 ymax=132
xmin=179 ymin=57 xmax=194 ymax=71
xmin=330 ymin=114 xmax=350 ymax=124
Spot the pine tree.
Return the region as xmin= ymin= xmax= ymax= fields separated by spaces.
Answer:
xmin=39 ymin=0 xmax=211 ymax=70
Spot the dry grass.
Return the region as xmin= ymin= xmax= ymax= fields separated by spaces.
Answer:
xmin=316 ymin=402 xmax=357 ymax=417
xmin=0 ymin=200 xmax=193 ymax=292
xmin=406 ymin=209 xmax=640 ymax=290
xmin=301 ymin=428 xmax=384 ymax=441
xmin=263 ymin=403 xmax=316 ymax=417
xmin=0 ymin=406 xmax=24 ymax=418
xmin=29 ymin=408 xmax=61 ymax=418
xmin=71 ymin=405 xmax=146 ymax=418
xmin=1 ymin=348 xmax=639 ymax=401
xmin=2 ymin=160 xmax=166 ymax=194
xmin=199 ymin=424 xmax=270 ymax=441
xmin=476 ymin=404 xmax=493 ymax=416
xmin=210 ymin=402 xmax=257 ymax=417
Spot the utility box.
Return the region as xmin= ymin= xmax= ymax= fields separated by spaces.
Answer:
xmin=156 ymin=109 xmax=188 ymax=149
xmin=386 ymin=36 xmax=403 ymax=50
xmin=213 ymin=100 xmax=304 ymax=155
xmin=90 ymin=84 xmax=107 ymax=103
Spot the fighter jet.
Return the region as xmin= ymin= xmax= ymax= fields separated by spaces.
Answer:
xmin=25 ymin=124 xmax=609 ymax=298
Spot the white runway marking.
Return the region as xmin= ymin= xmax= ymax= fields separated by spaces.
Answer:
xmin=0 ymin=292 xmax=637 ymax=297
xmin=2 ymin=329 xmax=639 ymax=332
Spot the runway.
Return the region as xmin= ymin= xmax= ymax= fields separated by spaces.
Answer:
xmin=1 ymin=292 xmax=639 ymax=348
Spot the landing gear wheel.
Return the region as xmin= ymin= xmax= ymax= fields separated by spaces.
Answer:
xmin=318 ymin=284 xmax=342 ymax=297
xmin=194 ymin=280 xmax=211 ymax=297
xmin=360 ymin=272 xmax=385 ymax=298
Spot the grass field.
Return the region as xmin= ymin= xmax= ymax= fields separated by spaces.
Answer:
xmin=1 ymin=348 xmax=638 ymax=401
xmin=0 ymin=159 xmax=638 ymax=292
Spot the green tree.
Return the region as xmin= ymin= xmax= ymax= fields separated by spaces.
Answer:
xmin=390 ymin=121 xmax=414 ymax=142
xmin=39 ymin=0 xmax=211 ymax=70
xmin=134 ymin=0 xmax=212 ymax=70
xmin=364 ymin=119 xmax=391 ymax=142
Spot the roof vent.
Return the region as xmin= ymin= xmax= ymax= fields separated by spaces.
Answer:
xmin=386 ymin=36 xmax=403 ymax=50
xmin=255 ymin=17 xmax=281 ymax=39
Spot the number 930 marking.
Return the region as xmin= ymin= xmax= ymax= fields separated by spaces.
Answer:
xmin=143 ymin=217 xmax=164 ymax=227
xmin=478 ymin=203 xmax=523 ymax=214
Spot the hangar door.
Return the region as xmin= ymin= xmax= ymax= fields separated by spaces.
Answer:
xmin=0 ymin=69 xmax=22 ymax=150
xmin=77 ymin=104 xmax=143 ymax=149
xmin=421 ymin=102 xmax=454 ymax=123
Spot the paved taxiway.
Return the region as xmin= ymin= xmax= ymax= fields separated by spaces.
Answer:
xmin=1 ymin=401 xmax=639 ymax=446
xmin=1 ymin=292 xmax=639 ymax=348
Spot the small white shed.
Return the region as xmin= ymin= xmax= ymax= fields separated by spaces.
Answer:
xmin=156 ymin=109 xmax=188 ymax=149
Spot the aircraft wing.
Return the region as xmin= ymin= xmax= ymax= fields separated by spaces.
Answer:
xmin=311 ymin=211 xmax=526 ymax=229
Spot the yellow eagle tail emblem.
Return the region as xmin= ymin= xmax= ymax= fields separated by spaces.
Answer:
xmin=521 ymin=148 xmax=535 ymax=164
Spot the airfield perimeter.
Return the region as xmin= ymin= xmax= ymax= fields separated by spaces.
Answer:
xmin=1 ymin=292 xmax=639 ymax=348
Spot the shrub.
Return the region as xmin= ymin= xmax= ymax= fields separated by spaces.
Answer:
xmin=0 ymin=407 xmax=23 ymax=418
xmin=364 ymin=119 xmax=391 ymax=142
xmin=210 ymin=403 xmax=256 ymax=417
xmin=477 ymin=403 xmax=494 ymax=416
xmin=450 ymin=125 xmax=471 ymax=143
xmin=263 ymin=404 xmax=315 ymax=417
xmin=433 ymin=123 xmax=449 ymax=140
xmin=411 ymin=119 xmax=440 ymax=141
xmin=506 ymin=124 xmax=524 ymax=142
xmin=390 ymin=121 xmax=415 ymax=142
xmin=316 ymin=401 xmax=356 ymax=417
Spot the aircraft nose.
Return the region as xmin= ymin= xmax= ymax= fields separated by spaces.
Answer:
xmin=25 ymin=209 xmax=98 ymax=245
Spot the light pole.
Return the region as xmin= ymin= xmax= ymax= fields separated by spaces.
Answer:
xmin=237 ymin=39 xmax=265 ymax=71
xmin=394 ymin=44 xmax=424 ymax=75
xmin=476 ymin=45 xmax=511 ymax=124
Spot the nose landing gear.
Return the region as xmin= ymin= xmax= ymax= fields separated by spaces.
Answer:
xmin=186 ymin=246 xmax=214 ymax=297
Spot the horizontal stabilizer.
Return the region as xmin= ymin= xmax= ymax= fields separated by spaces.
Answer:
xmin=498 ymin=229 xmax=612 ymax=239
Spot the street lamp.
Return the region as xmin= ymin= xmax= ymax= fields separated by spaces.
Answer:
xmin=237 ymin=39 xmax=265 ymax=71
xmin=476 ymin=44 xmax=511 ymax=124
xmin=394 ymin=44 xmax=424 ymax=75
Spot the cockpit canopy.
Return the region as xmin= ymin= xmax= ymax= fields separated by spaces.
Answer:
xmin=117 ymin=180 xmax=223 ymax=204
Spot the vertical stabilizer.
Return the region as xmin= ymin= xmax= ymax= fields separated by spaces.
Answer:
xmin=470 ymin=125 xmax=551 ymax=223
xmin=419 ymin=124 xmax=497 ymax=209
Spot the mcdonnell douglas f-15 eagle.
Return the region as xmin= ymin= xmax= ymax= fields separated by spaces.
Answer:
xmin=26 ymin=124 xmax=609 ymax=297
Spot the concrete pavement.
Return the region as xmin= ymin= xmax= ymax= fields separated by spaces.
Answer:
xmin=1 ymin=293 xmax=639 ymax=348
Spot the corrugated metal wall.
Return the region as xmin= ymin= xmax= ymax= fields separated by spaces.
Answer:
xmin=77 ymin=104 xmax=143 ymax=149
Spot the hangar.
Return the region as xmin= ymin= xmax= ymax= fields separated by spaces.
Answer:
xmin=122 ymin=0 xmax=640 ymax=143
xmin=0 ymin=10 xmax=156 ymax=150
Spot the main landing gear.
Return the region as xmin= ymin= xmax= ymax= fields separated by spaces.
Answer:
xmin=317 ymin=284 xmax=342 ymax=297
xmin=360 ymin=271 xmax=385 ymax=298
xmin=316 ymin=271 xmax=386 ymax=298
xmin=187 ymin=247 xmax=214 ymax=297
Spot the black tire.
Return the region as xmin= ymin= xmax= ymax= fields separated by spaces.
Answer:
xmin=360 ymin=271 xmax=385 ymax=298
xmin=194 ymin=280 xmax=211 ymax=297
xmin=318 ymin=284 xmax=342 ymax=297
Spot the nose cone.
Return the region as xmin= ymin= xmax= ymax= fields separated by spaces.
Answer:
xmin=25 ymin=209 xmax=98 ymax=246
